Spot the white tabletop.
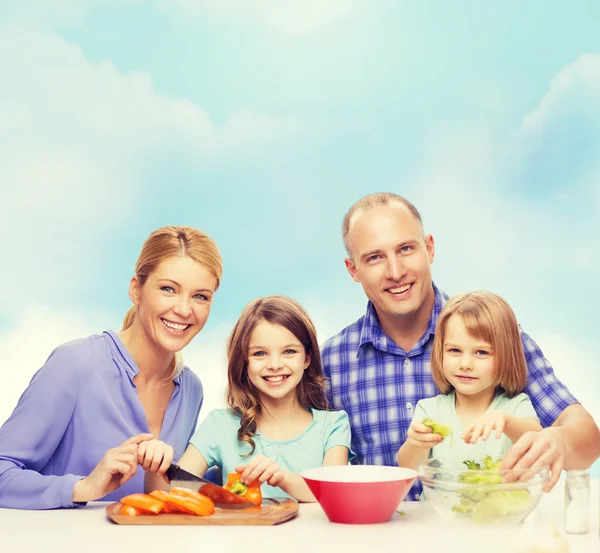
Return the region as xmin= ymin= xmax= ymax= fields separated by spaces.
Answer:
xmin=1 ymin=478 xmax=598 ymax=553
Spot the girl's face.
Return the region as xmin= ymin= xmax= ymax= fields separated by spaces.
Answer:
xmin=441 ymin=314 xmax=496 ymax=401
xmin=130 ymin=255 xmax=217 ymax=355
xmin=246 ymin=320 xmax=310 ymax=405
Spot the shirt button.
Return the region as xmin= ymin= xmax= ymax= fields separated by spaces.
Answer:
xmin=406 ymin=402 xmax=413 ymax=410
xmin=404 ymin=358 xmax=410 ymax=366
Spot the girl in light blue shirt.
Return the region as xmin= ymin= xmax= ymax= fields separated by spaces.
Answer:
xmin=146 ymin=296 xmax=354 ymax=502
xmin=397 ymin=291 xmax=542 ymax=471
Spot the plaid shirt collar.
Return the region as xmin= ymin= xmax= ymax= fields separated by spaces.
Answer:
xmin=357 ymin=281 xmax=448 ymax=355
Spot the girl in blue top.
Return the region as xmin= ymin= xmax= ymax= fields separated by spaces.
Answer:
xmin=397 ymin=291 xmax=542 ymax=471
xmin=145 ymin=295 xmax=353 ymax=502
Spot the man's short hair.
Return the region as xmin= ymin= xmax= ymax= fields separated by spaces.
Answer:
xmin=342 ymin=192 xmax=424 ymax=258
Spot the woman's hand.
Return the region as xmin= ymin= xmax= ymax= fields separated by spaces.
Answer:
xmin=73 ymin=433 xmax=153 ymax=503
xmin=235 ymin=455 xmax=285 ymax=488
xmin=462 ymin=411 xmax=509 ymax=444
xmin=137 ymin=439 xmax=174 ymax=479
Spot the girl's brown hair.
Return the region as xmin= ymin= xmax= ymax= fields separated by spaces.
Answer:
xmin=226 ymin=295 xmax=328 ymax=454
xmin=431 ymin=290 xmax=527 ymax=397
xmin=122 ymin=225 xmax=223 ymax=379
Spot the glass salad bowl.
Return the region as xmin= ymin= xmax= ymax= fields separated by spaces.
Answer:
xmin=417 ymin=456 xmax=549 ymax=525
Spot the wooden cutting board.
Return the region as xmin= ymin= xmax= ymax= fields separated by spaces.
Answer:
xmin=106 ymin=498 xmax=299 ymax=526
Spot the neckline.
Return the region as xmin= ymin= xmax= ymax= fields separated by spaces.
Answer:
xmin=255 ymin=408 xmax=318 ymax=445
xmin=103 ymin=330 xmax=182 ymax=385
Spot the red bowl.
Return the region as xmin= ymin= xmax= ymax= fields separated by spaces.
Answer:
xmin=302 ymin=465 xmax=417 ymax=524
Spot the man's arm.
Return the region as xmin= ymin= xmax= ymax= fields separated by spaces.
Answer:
xmin=555 ymin=404 xmax=600 ymax=469
xmin=500 ymin=329 xmax=600 ymax=490
xmin=502 ymin=404 xmax=600 ymax=491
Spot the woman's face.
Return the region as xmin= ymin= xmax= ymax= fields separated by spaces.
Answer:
xmin=130 ymin=255 xmax=218 ymax=355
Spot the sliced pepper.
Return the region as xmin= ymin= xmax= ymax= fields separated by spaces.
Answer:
xmin=163 ymin=492 xmax=215 ymax=516
xmin=224 ymin=472 xmax=262 ymax=506
xmin=149 ymin=490 xmax=176 ymax=513
xmin=121 ymin=493 xmax=165 ymax=515
xmin=119 ymin=504 xmax=141 ymax=516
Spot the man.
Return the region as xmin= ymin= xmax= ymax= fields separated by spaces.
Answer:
xmin=322 ymin=192 xmax=600 ymax=500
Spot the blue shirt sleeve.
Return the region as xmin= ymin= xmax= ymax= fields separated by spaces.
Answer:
xmin=0 ymin=344 xmax=86 ymax=509
xmin=323 ymin=410 xmax=356 ymax=462
xmin=521 ymin=329 xmax=578 ymax=427
xmin=188 ymin=409 xmax=225 ymax=470
xmin=321 ymin=341 xmax=335 ymax=408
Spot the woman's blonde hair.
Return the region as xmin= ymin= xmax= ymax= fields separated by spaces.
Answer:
xmin=122 ymin=226 xmax=223 ymax=379
xmin=431 ymin=290 xmax=527 ymax=397
xmin=226 ymin=296 xmax=328 ymax=454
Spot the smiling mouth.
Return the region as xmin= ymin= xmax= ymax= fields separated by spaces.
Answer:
xmin=263 ymin=375 xmax=290 ymax=383
xmin=161 ymin=318 xmax=191 ymax=333
xmin=386 ymin=283 xmax=412 ymax=295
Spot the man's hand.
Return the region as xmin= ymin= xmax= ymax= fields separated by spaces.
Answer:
xmin=501 ymin=427 xmax=565 ymax=492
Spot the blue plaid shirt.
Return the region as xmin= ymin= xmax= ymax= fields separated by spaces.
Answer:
xmin=321 ymin=283 xmax=578 ymax=500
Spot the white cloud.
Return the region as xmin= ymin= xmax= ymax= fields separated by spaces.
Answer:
xmin=0 ymin=308 xmax=111 ymax=424
xmin=0 ymin=24 xmax=305 ymax=314
xmin=157 ymin=0 xmax=379 ymax=36
xmin=535 ymin=334 xmax=600 ymax=427
xmin=182 ymin=323 xmax=232 ymax=424
xmin=0 ymin=0 xmax=138 ymax=29
xmin=521 ymin=53 xmax=600 ymax=138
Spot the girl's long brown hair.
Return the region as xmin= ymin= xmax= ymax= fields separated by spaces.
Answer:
xmin=226 ymin=295 xmax=328 ymax=454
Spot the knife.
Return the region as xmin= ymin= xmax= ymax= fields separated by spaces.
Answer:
xmin=165 ymin=464 xmax=256 ymax=510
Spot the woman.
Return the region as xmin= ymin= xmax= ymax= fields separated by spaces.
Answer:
xmin=0 ymin=226 xmax=222 ymax=509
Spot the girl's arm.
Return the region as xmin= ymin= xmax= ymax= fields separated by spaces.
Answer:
xmin=396 ymin=439 xmax=432 ymax=471
xmin=144 ymin=444 xmax=209 ymax=493
xmin=463 ymin=411 xmax=542 ymax=445
xmin=503 ymin=415 xmax=542 ymax=443
xmin=278 ymin=445 xmax=349 ymax=503
xmin=397 ymin=401 xmax=444 ymax=470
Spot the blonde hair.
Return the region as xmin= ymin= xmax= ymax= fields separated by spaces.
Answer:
xmin=122 ymin=226 xmax=223 ymax=379
xmin=431 ymin=291 xmax=527 ymax=397
xmin=225 ymin=296 xmax=328 ymax=455
xmin=342 ymin=192 xmax=424 ymax=258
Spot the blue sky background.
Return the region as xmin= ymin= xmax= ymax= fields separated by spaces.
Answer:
xmin=1 ymin=1 xmax=599 ymax=475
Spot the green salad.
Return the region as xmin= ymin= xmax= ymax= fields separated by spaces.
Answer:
xmin=422 ymin=418 xmax=453 ymax=438
xmin=451 ymin=456 xmax=532 ymax=524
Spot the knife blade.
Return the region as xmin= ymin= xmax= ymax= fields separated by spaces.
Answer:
xmin=165 ymin=464 xmax=256 ymax=510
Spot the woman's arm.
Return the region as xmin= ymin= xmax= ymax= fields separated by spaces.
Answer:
xmin=0 ymin=346 xmax=87 ymax=509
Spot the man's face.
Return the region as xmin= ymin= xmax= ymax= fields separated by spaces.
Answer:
xmin=345 ymin=204 xmax=435 ymax=321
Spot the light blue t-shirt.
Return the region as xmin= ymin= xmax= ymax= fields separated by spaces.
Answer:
xmin=190 ymin=408 xmax=354 ymax=498
xmin=413 ymin=391 xmax=539 ymax=467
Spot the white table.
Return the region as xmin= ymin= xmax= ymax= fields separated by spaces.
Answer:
xmin=1 ymin=479 xmax=598 ymax=553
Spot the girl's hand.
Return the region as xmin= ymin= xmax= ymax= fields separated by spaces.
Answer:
xmin=462 ymin=411 xmax=509 ymax=444
xmin=137 ymin=439 xmax=174 ymax=478
xmin=235 ymin=455 xmax=285 ymax=488
xmin=406 ymin=420 xmax=444 ymax=450
xmin=73 ymin=433 xmax=153 ymax=502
